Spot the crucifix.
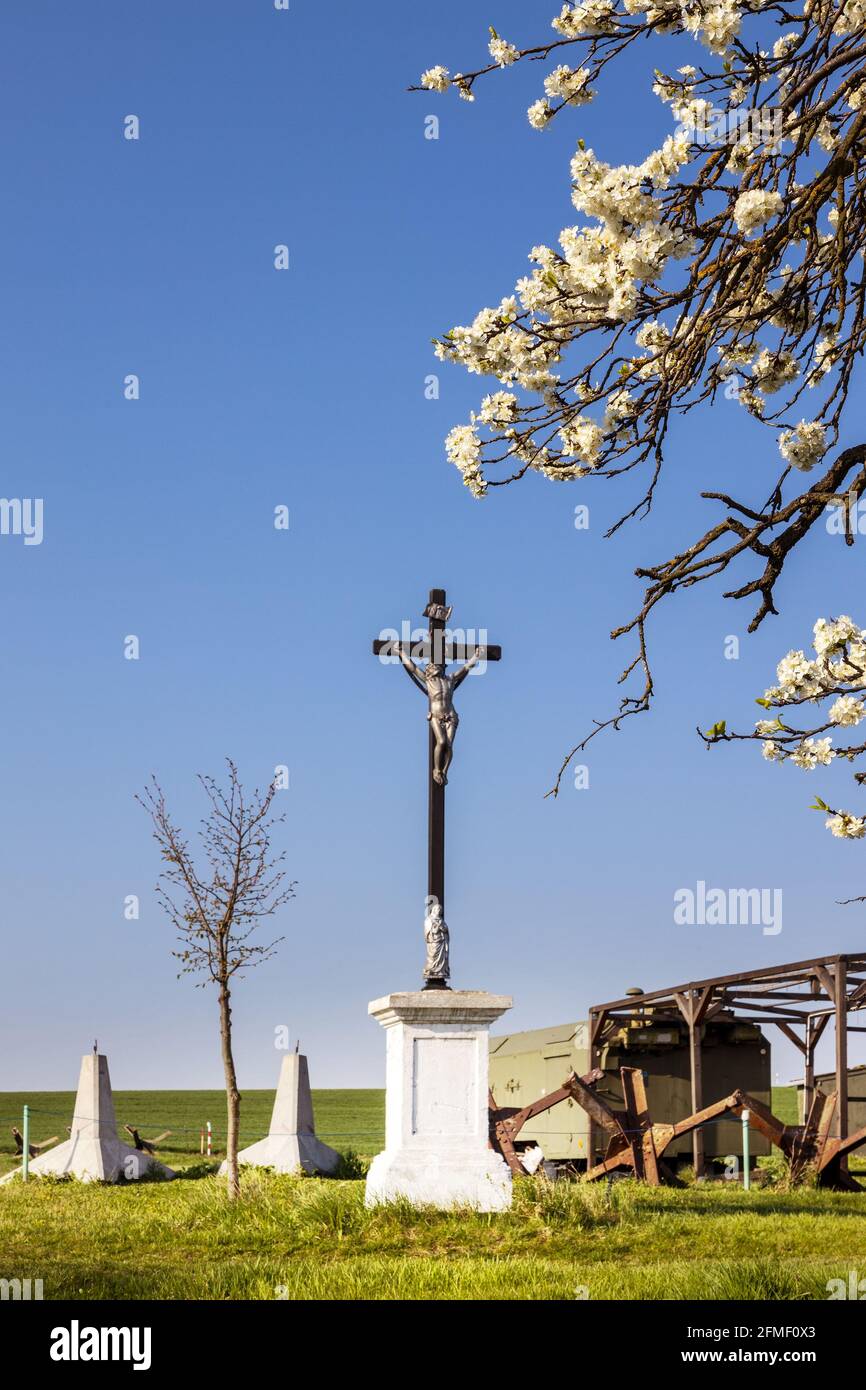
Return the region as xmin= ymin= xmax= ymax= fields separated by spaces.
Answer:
xmin=372 ymin=588 xmax=502 ymax=990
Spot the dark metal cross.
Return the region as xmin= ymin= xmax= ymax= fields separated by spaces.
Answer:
xmin=372 ymin=587 xmax=502 ymax=983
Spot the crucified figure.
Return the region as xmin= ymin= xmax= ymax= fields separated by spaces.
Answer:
xmin=395 ymin=643 xmax=482 ymax=785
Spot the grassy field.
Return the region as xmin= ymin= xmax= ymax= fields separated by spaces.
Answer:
xmin=3 ymin=1084 xmax=864 ymax=1301
xmin=3 ymin=1169 xmax=866 ymax=1300
xmin=0 ymin=1089 xmax=385 ymax=1177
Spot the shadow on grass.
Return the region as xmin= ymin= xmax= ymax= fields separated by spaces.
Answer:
xmin=171 ymin=1161 xmax=222 ymax=1182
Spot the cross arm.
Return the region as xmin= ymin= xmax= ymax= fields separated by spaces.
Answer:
xmin=372 ymin=639 xmax=502 ymax=662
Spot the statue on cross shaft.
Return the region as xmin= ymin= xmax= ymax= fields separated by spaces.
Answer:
xmin=423 ymin=897 xmax=450 ymax=984
xmin=371 ymin=587 xmax=502 ymax=989
xmin=395 ymin=642 xmax=482 ymax=785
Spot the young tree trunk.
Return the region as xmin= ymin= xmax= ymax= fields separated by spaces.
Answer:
xmin=218 ymin=983 xmax=241 ymax=1201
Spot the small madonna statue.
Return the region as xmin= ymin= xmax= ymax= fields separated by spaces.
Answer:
xmin=423 ymin=897 xmax=451 ymax=989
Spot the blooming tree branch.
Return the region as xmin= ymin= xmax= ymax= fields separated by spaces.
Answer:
xmin=701 ymin=615 xmax=866 ymax=852
xmin=417 ymin=2 xmax=866 ymax=793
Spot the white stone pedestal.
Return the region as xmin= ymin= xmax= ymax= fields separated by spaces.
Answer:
xmin=365 ymin=990 xmax=513 ymax=1212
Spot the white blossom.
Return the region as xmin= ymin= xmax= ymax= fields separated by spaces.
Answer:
xmin=544 ymin=66 xmax=595 ymax=106
xmin=420 ymin=66 xmax=450 ymax=93
xmin=489 ymin=36 xmax=519 ymax=67
xmin=558 ymin=413 xmax=604 ymax=465
xmin=477 ymin=391 xmax=519 ymax=425
xmin=813 ymin=615 xmax=861 ymax=657
xmin=790 ymin=737 xmax=834 ymax=769
xmin=834 ymin=0 xmax=866 ymax=35
xmin=773 ymin=33 xmax=799 ymax=59
xmin=733 ymin=189 xmax=784 ymax=235
xmin=829 ymin=695 xmax=865 ymax=727
xmin=528 ymin=98 xmax=553 ymax=129
xmin=553 ymin=0 xmax=616 ymax=36
xmin=446 ymin=424 xmax=486 ymax=496
xmin=826 ymin=812 xmax=866 ymax=839
xmin=778 ymin=419 xmax=827 ymax=471
xmin=751 ymin=348 xmax=799 ymax=394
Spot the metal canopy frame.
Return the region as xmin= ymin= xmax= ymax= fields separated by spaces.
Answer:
xmin=589 ymin=953 xmax=866 ymax=1176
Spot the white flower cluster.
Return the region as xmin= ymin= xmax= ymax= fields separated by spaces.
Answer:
xmin=811 ymin=335 xmax=837 ymax=381
xmin=733 ymin=189 xmax=784 ymax=235
xmin=445 ymin=424 xmax=485 ymax=497
xmin=478 ymin=390 xmax=519 ymax=425
xmin=764 ymin=618 xmax=866 ymax=704
xmin=435 ymin=128 xmax=700 ymax=490
xmin=528 ymin=98 xmax=553 ymax=129
xmin=751 ymin=348 xmax=799 ymax=394
xmin=551 ymin=0 xmax=745 ymax=48
xmin=427 ymin=1 xmax=847 ymax=503
xmin=826 ymin=812 xmax=866 ymax=839
xmin=790 ymin=736 xmax=834 ymax=769
xmin=752 ymin=617 xmax=866 ymax=839
xmin=834 ymin=0 xmax=866 ymax=34
xmin=552 ymin=1 xmax=617 ymax=36
xmin=772 ymin=32 xmax=800 ymax=59
xmin=558 ymin=414 xmax=604 ymax=468
xmin=829 ymin=694 xmax=866 ymax=727
xmin=814 ymin=616 xmax=859 ymax=657
xmin=489 ymin=35 xmax=519 ymax=67
xmin=436 ymin=295 xmax=559 ymax=392
xmin=778 ymin=419 xmax=827 ymax=471
xmin=622 ymin=0 xmax=744 ymax=52
xmin=420 ymin=66 xmax=450 ymax=93
xmin=544 ymin=65 xmax=595 ymax=106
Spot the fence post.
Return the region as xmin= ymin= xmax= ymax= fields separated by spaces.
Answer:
xmin=22 ymin=1104 xmax=30 ymax=1183
xmin=206 ymin=1121 xmax=212 ymax=1157
xmin=742 ymin=1108 xmax=751 ymax=1191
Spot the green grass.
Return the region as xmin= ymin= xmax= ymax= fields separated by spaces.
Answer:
xmin=772 ymin=1085 xmax=801 ymax=1125
xmin=2 ymin=1169 xmax=866 ymax=1300
xmin=4 ymin=1084 xmax=864 ymax=1301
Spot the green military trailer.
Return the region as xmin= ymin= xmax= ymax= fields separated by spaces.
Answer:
xmin=489 ymin=1009 xmax=772 ymax=1170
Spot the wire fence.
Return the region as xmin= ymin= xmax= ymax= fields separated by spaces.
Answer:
xmin=0 ymin=1103 xmax=385 ymax=1155
xmin=0 ymin=1102 xmax=761 ymax=1152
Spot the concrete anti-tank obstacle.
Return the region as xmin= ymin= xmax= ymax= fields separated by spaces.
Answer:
xmin=219 ymin=1054 xmax=340 ymax=1176
xmin=0 ymin=1052 xmax=174 ymax=1184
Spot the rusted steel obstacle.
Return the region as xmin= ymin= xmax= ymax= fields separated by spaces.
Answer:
xmin=489 ymin=1067 xmax=605 ymax=1175
xmin=735 ymin=1090 xmax=866 ymax=1191
xmin=489 ymin=1067 xmax=866 ymax=1188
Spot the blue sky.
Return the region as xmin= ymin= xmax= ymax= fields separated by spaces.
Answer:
xmin=1 ymin=1 xmax=864 ymax=1096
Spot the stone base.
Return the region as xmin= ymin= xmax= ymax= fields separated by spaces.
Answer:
xmin=2 ymin=1135 xmax=174 ymax=1184
xmin=364 ymin=989 xmax=513 ymax=1213
xmin=219 ymin=1132 xmax=340 ymax=1177
xmin=365 ymin=1147 xmax=511 ymax=1210
xmin=218 ymin=1053 xmax=340 ymax=1177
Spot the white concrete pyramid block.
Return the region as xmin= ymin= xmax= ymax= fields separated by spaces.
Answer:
xmin=220 ymin=1054 xmax=340 ymax=1176
xmin=1 ymin=1053 xmax=174 ymax=1184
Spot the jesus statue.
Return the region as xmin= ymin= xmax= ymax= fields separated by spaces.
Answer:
xmin=394 ymin=642 xmax=482 ymax=785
